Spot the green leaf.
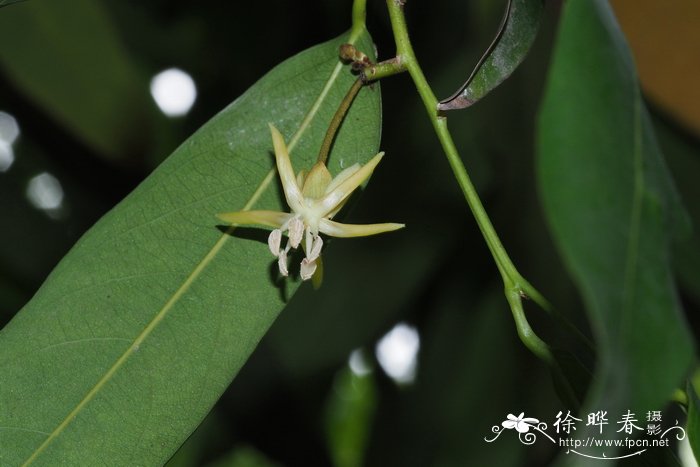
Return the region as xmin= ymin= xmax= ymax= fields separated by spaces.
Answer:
xmin=0 ymin=29 xmax=381 ymax=466
xmin=324 ymin=366 xmax=376 ymax=467
xmin=0 ymin=0 xmax=154 ymax=161
xmin=437 ymin=0 xmax=543 ymax=111
xmin=537 ymin=0 xmax=693 ymax=454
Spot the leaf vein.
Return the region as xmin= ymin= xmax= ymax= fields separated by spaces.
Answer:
xmin=20 ymin=35 xmax=358 ymax=465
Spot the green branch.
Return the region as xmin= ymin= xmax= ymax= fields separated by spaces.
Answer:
xmin=351 ymin=0 xmax=367 ymax=38
xmin=377 ymin=0 xmax=554 ymax=363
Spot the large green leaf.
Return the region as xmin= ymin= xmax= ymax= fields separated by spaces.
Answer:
xmin=0 ymin=29 xmax=381 ymax=465
xmin=537 ymin=0 xmax=693 ymax=459
xmin=437 ymin=0 xmax=543 ymax=111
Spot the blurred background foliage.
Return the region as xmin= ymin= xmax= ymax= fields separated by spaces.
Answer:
xmin=0 ymin=0 xmax=698 ymax=466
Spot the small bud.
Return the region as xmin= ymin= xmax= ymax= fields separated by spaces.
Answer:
xmin=339 ymin=43 xmax=360 ymax=62
xmin=339 ymin=43 xmax=372 ymax=70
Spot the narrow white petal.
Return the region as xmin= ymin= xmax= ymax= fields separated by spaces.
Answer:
xmin=319 ymin=218 xmax=405 ymax=238
xmin=287 ymin=217 xmax=304 ymax=248
xmin=300 ymin=258 xmax=317 ymax=281
xmin=269 ymin=124 xmax=305 ymax=212
xmin=324 ymin=164 xmax=361 ymax=194
xmin=268 ymin=229 xmax=282 ymax=256
xmin=317 ymin=152 xmax=384 ymax=217
xmin=217 ymin=210 xmax=290 ymax=228
xmin=278 ymin=253 xmax=289 ymax=277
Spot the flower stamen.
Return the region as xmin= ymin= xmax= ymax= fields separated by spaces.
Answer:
xmin=300 ymin=258 xmax=317 ymax=281
xmin=268 ymin=229 xmax=282 ymax=257
xmin=287 ymin=217 xmax=304 ymax=248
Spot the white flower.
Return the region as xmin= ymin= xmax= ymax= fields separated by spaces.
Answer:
xmin=218 ymin=124 xmax=404 ymax=282
xmin=502 ymin=413 xmax=539 ymax=433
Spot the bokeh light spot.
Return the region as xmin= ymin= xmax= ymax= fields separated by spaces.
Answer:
xmin=0 ymin=111 xmax=20 ymax=172
xmin=348 ymin=349 xmax=372 ymax=377
xmin=375 ymin=322 xmax=420 ymax=385
xmin=26 ymin=172 xmax=64 ymax=212
xmin=150 ymin=68 xmax=197 ymax=117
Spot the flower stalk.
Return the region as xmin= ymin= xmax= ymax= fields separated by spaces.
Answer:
xmin=317 ymin=77 xmax=364 ymax=166
xmin=361 ymin=0 xmax=555 ymax=364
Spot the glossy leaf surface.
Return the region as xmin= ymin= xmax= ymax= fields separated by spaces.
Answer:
xmin=438 ymin=0 xmax=543 ymax=111
xmin=537 ymin=0 xmax=693 ymax=457
xmin=0 ymin=30 xmax=381 ymax=466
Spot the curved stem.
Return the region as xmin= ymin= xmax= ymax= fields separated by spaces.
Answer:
xmin=350 ymin=0 xmax=367 ymax=39
xmin=384 ymin=0 xmax=553 ymax=360
xmin=317 ymin=78 xmax=364 ymax=165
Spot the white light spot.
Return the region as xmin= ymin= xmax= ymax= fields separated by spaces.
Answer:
xmin=26 ymin=172 xmax=64 ymax=211
xmin=0 ymin=111 xmax=20 ymax=172
xmin=348 ymin=348 xmax=372 ymax=377
xmin=150 ymin=68 xmax=197 ymax=117
xmin=375 ymin=322 xmax=420 ymax=384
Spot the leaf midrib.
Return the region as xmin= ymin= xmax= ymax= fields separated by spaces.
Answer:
xmin=21 ymin=29 xmax=362 ymax=465
xmin=620 ymin=89 xmax=644 ymax=334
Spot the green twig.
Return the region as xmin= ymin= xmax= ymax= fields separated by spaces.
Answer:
xmin=363 ymin=57 xmax=406 ymax=81
xmin=351 ymin=0 xmax=367 ymax=38
xmin=380 ymin=0 xmax=553 ymax=362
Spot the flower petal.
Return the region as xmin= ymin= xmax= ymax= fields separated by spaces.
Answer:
xmin=269 ymin=124 xmax=304 ymax=212
xmin=301 ymin=162 xmax=332 ymax=199
xmin=217 ymin=210 xmax=290 ymax=228
xmin=319 ymin=219 xmax=404 ymax=238
xmin=502 ymin=421 xmax=517 ymax=429
xmin=324 ymin=163 xmax=361 ymax=194
xmin=320 ymin=164 xmax=362 ymax=219
xmin=317 ymin=152 xmax=384 ymax=217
